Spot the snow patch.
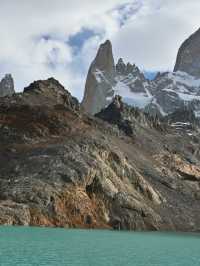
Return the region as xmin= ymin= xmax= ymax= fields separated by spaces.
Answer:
xmin=168 ymin=71 xmax=200 ymax=87
xmin=113 ymin=81 xmax=152 ymax=108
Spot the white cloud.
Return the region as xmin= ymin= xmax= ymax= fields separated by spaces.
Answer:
xmin=112 ymin=0 xmax=200 ymax=72
xmin=0 ymin=0 xmax=200 ymax=100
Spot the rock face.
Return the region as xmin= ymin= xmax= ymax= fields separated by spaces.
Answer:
xmin=82 ymin=29 xmax=200 ymax=119
xmin=174 ymin=28 xmax=200 ymax=77
xmin=82 ymin=40 xmax=115 ymax=115
xmin=23 ymin=78 xmax=80 ymax=111
xmin=1 ymin=78 xmax=200 ymax=231
xmin=0 ymin=74 xmax=15 ymax=97
xmin=145 ymin=71 xmax=200 ymax=116
xmin=96 ymin=95 xmax=164 ymax=136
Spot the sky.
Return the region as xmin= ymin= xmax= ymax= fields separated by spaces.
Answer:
xmin=0 ymin=0 xmax=200 ymax=100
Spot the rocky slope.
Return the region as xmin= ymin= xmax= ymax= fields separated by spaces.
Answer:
xmin=0 ymin=78 xmax=200 ymax=231
xmin=0 ymin=74 xmax=15 ymax=97
xmin=82 ymin=29 xmax=200 ymax=118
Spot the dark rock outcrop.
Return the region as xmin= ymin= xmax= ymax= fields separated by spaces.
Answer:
xmin=0 ymin=74 xmax=15 ymax=97
xmin=96 ymin=95 xmax=165 ymax=136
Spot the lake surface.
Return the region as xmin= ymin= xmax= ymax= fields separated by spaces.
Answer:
xmin=0 ymin=227 xmax=199 ymax=266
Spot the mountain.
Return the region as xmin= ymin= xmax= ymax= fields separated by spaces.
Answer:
xmin=0 ymin=74 xmax=15 ymax=97
xmin=82 ymin=29 xmax=200 ymax=118
xmin=82 ymin=40 xmax=115 ymax=115
xmin=174 ymin=27 xmax=200 ymax=77
xmin=0 ymin=77 xmax=200 ymax=230
xmin=1 ymin=28 xmax=200 ymax=231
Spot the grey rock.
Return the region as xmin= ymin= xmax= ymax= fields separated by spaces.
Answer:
xmin=82 ymin=40 xmax=116 ymax=115
xmin=174 ymin=28 xmax=200 ymax=77
xmin=0 ymin=74 xmax=15 ymax=97
xmin=82 ymin=31 xmax=200 ymax=120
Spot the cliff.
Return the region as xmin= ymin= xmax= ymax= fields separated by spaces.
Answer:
xmin=174 ymin=27 xmax=200 ymax=77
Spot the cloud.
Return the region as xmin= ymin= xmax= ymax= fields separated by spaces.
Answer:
xmin=0 ymin=0 xmax=129 ymax=99
xmin=0 ymin=0 xmax=200 ymax=100
xmin=112 ymin=0 xmax=200 ymax=72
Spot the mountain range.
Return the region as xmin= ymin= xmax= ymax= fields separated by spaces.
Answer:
xmin=0 ymin=29 xmax=200 ymax=230
xmin=82 ymin=28 xmax=200 ymax=119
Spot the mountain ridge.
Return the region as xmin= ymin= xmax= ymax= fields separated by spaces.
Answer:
xmin=0 ymin=29 xmax=200 ymax=230
xmin=0 ymin=78 xmax=200 ymax=231
xmin=0 ymin=77 xmax=200 ymax=230
xmin=82 ymin=29 xmax=200 ymax=119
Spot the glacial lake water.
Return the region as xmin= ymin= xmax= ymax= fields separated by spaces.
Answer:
xmin=0 ymin=227 xmax=199 ymax=266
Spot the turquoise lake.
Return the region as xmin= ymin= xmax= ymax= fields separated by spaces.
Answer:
xmin=0 ymin=227 xmax=199 ymax=266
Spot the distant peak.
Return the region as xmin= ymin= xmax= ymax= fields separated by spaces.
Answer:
xmin=174 ymin=27 xmax=200 ymax=77
xmin=97 ymin=39 xmax=113 ymax=56
xmin=90 ymin=39 xmax=115 ymax=74
xmin=100 ymin=39 xmax=112 ymax=48
xmin=116 ymin=58 xmax=141 ymax=77
xmin=0 ymin=73 xmax=15 ymax=97
xmin=117 ymin=58 xmax=125 ymax=65
xmin=4 ymin=73 xmax=13 ymax=78
xmin=1 ymin=74 xmax=14 ymax=83
xmin=82 ymin=39 xmax=115 ymax=115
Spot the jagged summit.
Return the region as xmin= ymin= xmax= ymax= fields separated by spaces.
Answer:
xmin=22 ymin=78 xmax=80 ymax=111
xmin=81 ymin=39 xmax=149 ymax=115
xmin=116 ymin=58 xmax=126 ymax=75
xmin=0 ymin=73 xmax=15 ymax=97
xmin=92 ymin=40 xmax=115 ymax=75
xmin=0 ymin=77 xmax=80 ymax=113
xmin=174 ymin=28 xmax=200 ymax=77
xmin=82 ymin=40 xmax=115 ymax=115
xmin=116 ymin=58 xmax=143 ymax=77
xmin=82 ymin=30 xmax=200 ymax=120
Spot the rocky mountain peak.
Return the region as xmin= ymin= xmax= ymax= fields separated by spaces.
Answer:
xmin=116 ymin=58 xmax=126 ymax=75
xmin=82 ymin=28 xmax=200 ymax=121
xmin=0 ymin=73 xmax=15 ymax=97
xmin=23 ymin=78 xmax=79 ymax=111
xmin=116 ymin=58 xmax=143 ymax=77
xmin=174 ymin=28 xmax=200 ymax=78
xmin=82 ymin=40 xmax=116 ymax=115
xmin=91 ymin=39 xmax=115 ymax=75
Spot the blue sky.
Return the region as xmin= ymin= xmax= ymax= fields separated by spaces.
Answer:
xmin=0 ymin=0 xmax=200 ymax=100
xmin=68 ymin=29 xmax=97 ymax=51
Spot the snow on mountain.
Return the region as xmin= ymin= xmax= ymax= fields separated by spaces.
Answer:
xmin=113 ymin=78 xmax=152 ymax=109
xmin=82 ymin=30 xmax=200 ymax=120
